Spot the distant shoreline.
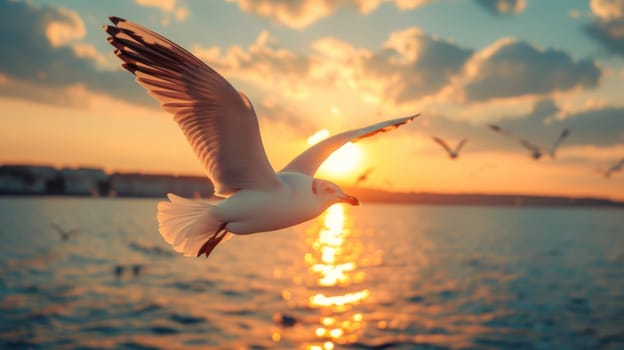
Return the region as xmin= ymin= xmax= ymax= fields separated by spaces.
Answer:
xmin=1 ymin=164 xmax=622 ymax=208
xmin=2 ymin=190 xmax=622 ymax=208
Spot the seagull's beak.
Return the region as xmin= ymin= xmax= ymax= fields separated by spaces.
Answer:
xmin=339 ymin=193 xmax=360 ymax=206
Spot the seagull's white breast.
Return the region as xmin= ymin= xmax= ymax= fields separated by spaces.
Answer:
xmin=215 ymin=172 xmax=325 ymax=235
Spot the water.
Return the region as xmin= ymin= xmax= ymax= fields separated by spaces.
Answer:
xmin=0 ymin=197 xmax=623 ymax=349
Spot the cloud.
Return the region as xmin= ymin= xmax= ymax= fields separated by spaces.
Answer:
xmin=44 ymin=6 xmax=85 ymax=47
xmin=192 ymin=27 xmax=471 ymax=109
xmin=0 ymin=1 xmax=153 ymax=107
xmin=590 ymin=0 xmax=624 ymax=20
xmin=457 ymin=39 xmax=601 ymax=102
xmin=368 ymin=28 xmax=472 ymax=103
xmin=475 ymin=0 xmax=526 ymax=16
xmin=192 ymin=31 xmax=312 ymax=99
xmin=174 ymin=6 xmax=190 ymax=21
xmin=585 ymin=0 xmax=624 ymax=56
xmin=135 ymin=0 xmax=176 ymax=12
xmin=134 ymin=0 xmax=189 ymax=24
xmin=227 ymin=0 xmax=435 ymax=29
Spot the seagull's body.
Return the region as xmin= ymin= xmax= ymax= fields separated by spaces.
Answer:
xmin=488 ymin=124 xmax=569 ymax=160
xmin=432 ymin=137 xmax=467 ymax=159
xmin=213 ymin=172 xmax=326 ymax=234
xmin=104 ymin=17 xmax=417 ymax=257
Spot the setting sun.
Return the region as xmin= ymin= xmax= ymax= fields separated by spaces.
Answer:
xmin=307 ymin=129 xmax=362 ymax=179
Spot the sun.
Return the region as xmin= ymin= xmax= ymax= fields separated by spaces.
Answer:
xmin=308 ymin=129 xmax=362 ymax=179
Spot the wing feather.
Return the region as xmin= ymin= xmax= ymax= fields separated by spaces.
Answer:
xmin=432 ymin=137 xmax=453 ymax=155
xmin=455 ymin=138 xmax=468 ymax=153
xmin=281 ymin=114 xmax=418 ymax=176
xmin=105 ymin=17 xmax=279 ymax=196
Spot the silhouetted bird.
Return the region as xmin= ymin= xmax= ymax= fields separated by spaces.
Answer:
xmin=488 ymin=124 xmax=569 ymax=160
xmin=432 ymin=137 xmax=468 ymax=159
xmin=354 ymin=167 xmax=374 ymax=186
xmin=50 ymin=222 xmax=80 ymax=241
xmin=604 ymin=158 xmax=624 ymax=178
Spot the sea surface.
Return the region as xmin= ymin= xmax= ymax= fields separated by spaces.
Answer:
xmin=0 ymin=197 xmax=623 ymax=350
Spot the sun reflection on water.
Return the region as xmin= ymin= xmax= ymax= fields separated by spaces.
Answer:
xmin=303 ymin=203 xmax=372 ymax=348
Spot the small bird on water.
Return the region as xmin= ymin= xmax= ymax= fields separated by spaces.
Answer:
xmin=104 ymin=17 xmax=417 ymax=258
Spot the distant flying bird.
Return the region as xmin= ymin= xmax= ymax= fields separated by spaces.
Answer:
xmin=354 ymin=167 xmax=374 ymax=186
xmin=488 ymin=124 xmax=569 ymax=160
xmin=432 ymin=137 xmax=468 ymax=159
xmin=50 ymin=222 xmax=80 ymax=241
xmin=604 ymin=158 xmax=624 ymax=178
xmin=104 ymin=17 xmax=417 ymax=258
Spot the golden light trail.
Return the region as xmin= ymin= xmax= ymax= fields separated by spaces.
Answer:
xmin=308 ymin=290 xmax=370 ymax=308
xmin=302 ymin=203 xmax=372 ymax=347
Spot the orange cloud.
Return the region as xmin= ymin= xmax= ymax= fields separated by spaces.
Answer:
xmin=590 ymin=0 xmax=624 ymax=20
xmin=45 ymin=7 xmax=85 ymax=47
xmin=228 ymin=0 xmax=435 ymax=29
xmin=135 ymin=0 xmax=176 ymax=12
xmin=134 ymin=0 xmax=190 ymax=24
xmin=475 ymin=0 xmax=526 ymax=16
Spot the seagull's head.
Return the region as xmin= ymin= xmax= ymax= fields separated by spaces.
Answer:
xmin=312 ymin=178 xmax=360 ymax=206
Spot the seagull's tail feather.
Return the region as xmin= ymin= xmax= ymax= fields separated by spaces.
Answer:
xmin=157 ymin=193 xmax=227 ymax=257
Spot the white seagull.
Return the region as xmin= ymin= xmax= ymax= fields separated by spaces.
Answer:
xmin=104 ymin=17 xmax=417 ymax=258
xmin=488 ymin=124 xmax=569 ymax=160
xmin=432 ymin=137 xmax=467 ymax=159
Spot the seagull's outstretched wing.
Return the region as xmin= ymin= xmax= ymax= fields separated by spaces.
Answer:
xmin=605 ymin=158 xmax=624 ymax=178
xmin=549 ymin=129 xmax=569 ymax=158
xmin=432 ymin=137 xmax=453 ymax=156
xmin=454 ymin=138 xmax=468 ymax=154
xmin=51 ymin=222 xmax=80 ymax=239
xmin=282 ymin=114 xmax=418 ymax=176
xmin=488 ymin=124 xmax=543 ymax=154
xmin=104 ymin=17 xmax=279 ymax=196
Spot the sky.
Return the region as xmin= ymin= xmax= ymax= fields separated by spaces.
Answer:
xmin=0 ymin=0 xmax=623 ymax=200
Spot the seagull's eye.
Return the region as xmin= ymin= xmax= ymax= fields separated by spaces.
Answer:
xmin=325 ymin=187 xmax=335 ymax=194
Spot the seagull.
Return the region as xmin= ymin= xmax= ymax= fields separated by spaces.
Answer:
xmin=104 ymin=17 xmax=417 ymax=258
xmin=488 ymin=124 xmax=569 ymax=160
xmin=353 ymin=167 xmax=374 ymax=186
xmin=432 ymin=137 xmax=467 ymax=159
xmin=604 ymin=158 xmax=624 ymax=178
xmin=50 ymin=222 xmax=80 ymax=241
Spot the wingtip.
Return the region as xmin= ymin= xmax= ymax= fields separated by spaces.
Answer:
xmin=103 ymin=25 xmax=121 ymax=35
xmin=109 ymin=16 xmax=125 ymax=24
xmin=121 ymin=63 xmax=139 ymax=75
